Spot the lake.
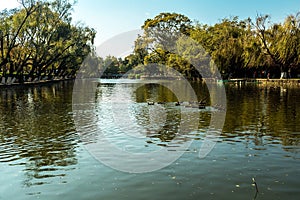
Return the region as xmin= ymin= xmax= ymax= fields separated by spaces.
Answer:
xmin=0 ymin=79 xmax=299 ymax=200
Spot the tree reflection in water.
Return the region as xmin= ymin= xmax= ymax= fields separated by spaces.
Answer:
xmin=0 ymin=81 xmax=78 ymax=187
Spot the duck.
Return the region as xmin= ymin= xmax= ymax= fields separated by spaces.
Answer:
xmin=175 ymin=102 xmax=180 ymax=106
xmin=184 ymin=100 xmax=206 ymax=109
xmin=147 ymin=101 xmax=155 ymax=105
xmin=198 ymin=103 xmax=206 ymax=109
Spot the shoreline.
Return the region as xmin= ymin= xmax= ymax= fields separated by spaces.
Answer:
xmin=216 ymin=78 xmax=300 ymax=87
xmin=1 ymin=77 xmax=300 ymax=89
xmin=0 ymin=78 xmax=75 ymax=88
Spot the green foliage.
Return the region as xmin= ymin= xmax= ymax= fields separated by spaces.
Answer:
xmin=80 ymin=11 xmax=300 ymax=80
xmin=0 ymin=0 xmax=95 ymax=83
xmin=255 ymin=13 xmax=300 ymax=73
xmin=142 ymin=12 xmax=192 ymax=51
xmin=130 ymin=12 xmax=300 ymax=79
xmin=1 ymin=4 xmax=299 ymax=82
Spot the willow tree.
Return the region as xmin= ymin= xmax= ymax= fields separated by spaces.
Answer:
xmin=277 ymin=13 xmax=300 ymax=71
xmin=129 ymin=12 xmax=300 ymax=79
xmin=0 ymin=0 xmax=95 ymax=83
xmin=255 ymin=13 xmax=300 ymax=76
xmin=242 ymin=19 xmax=266 ymax=69
xmin=210 ymin=18 xmax=247 ymax=77
xmin=0 ymin=2 xmax=38 ymax=80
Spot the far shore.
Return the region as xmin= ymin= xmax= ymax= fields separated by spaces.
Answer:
xmin=217 ymin=78 xmax=300 ymax=86
xmin=1 ymin=77 xmax=300 ymax=88
xmin=0 ymin=78 xmax=74 ymax=88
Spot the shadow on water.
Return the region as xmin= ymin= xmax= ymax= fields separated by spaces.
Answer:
xmin=0 ymin=81 xmax=78 ymax=187
xmin=224 ymin=83 xmax=300 ymax=152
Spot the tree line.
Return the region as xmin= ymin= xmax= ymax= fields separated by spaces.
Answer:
xmin=96 ymin=12 xmax=300 ymax=80
xmin=0 ymin=0 xmax=95 ymax=84
xmin=1 ymin=2 xmax=299 ymax=82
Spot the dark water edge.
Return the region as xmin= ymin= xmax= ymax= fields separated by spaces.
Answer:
xmin=1 ymin=77 xmax=300 ymax=88
xmin=0 ymin=78 xmax=75 ymax=88
xmin=0 ymin=79 xmax=299 ymax=200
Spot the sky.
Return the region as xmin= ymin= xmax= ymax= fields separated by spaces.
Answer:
xmin=1 ymin=0 xmax=300 ymax=46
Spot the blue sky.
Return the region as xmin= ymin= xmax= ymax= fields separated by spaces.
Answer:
xmin=1 ymin=0 xmax=300 ymax=45
xmin=72 ymin=0 xmax=300 ymax=45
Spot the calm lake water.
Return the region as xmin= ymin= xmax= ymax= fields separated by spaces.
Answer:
xmin=0 ymin=79 xmax=299 ymax=200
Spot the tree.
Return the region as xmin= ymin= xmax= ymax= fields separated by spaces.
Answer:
xmin=0 ymin=2 xmax=38 ymax=80
xmin=255 ymin=13 xmax=300 ymax=76
xmin=141 ymin=12 xmax=192 ymax=52
xmin=0 ymin=0 xmax=96 ymax=83
xmin=134 ymin=13 xmax=195 ymax=78
xmin=242 ymin=19 xmax=265 ymax=68
xmin=126 ymin=12 xmax=300 ymax=80
xmin=194 ymin=17 xmax=247 ymax=78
